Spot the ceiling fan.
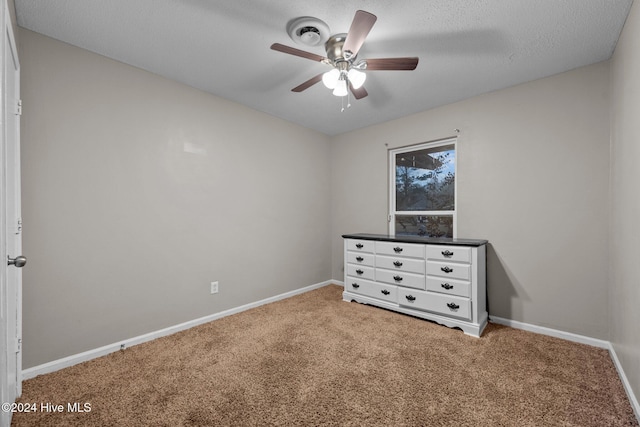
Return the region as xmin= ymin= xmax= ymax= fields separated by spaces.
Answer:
xmin=270 ymin=10 xmax=419 ymax=101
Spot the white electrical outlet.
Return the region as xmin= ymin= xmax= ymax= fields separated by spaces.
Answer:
xmin=210 ymin=281 xmax=219 ymax=294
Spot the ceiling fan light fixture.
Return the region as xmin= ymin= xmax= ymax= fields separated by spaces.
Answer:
xmin=348 ymin=68 xmax=366 ymax=89
xmin=273 ymin=10 xmax=418 ymax=104
xmin=333 ymin=77 xmax=348 ymax=97
xmin=322 ymin=69 xmax=340 ymax=89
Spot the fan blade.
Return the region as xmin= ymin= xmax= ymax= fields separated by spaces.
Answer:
xmin=365 ymin=57 xmax=419 ymax=70
xmin=292 ymin=73 xmax=324 ymax=92
xmin=270 ymin=43 xmax=327 ymax=63
xmin=349 ymin=83 xmax=368 ymax=100
xmin=343 ymin=10 xmax=377 ymax=57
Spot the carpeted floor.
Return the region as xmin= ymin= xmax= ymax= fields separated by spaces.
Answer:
xmin=12 ymin=284 xmax=638 ymax=426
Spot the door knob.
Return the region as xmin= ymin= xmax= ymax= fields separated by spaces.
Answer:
xmin=7 ymin=255 xmax=27 ymax=268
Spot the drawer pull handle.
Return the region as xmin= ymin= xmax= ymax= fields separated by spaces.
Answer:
xmin=447 ymin=302 xmax=460 ymax=310
xmin=393 ymin=247 xmax=403 ymax=253
xmin=393 ymin=275 xmax=403 ymax=282
xmin=405 ymin=294 xmax=416 ymax=302
xmin=393 ymin=261 xmax=403 ymax=267
xmin=442 ymin=250 xmax=454 ymax=257
xmin=355 ymin=243 xmax=364 ymax=249
xmin=381 ymin=289 xmax=390 ymax=295
xmin=356 ymin=269 xmax=364 ymax=275
xmin=441 ymin=266 xmax=454 ymax=273
xmin=351 ymin=283 xmax=360 ymax=289
xmin=441 ymin=283 xmax=454 ymax=290
xmin=356 ymin=256 xmax=364 ymax=262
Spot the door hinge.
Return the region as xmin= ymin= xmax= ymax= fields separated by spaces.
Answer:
xmin=388 ymin=215 xmax=392 ymax=223
xmin=16 ymin=99 xmax=22 ymax=116
xmin=15 ymin=338 xmax=22 ymax=353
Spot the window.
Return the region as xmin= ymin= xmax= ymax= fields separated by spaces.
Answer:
xmin=389 ymin=138 xmax=456 ymax=237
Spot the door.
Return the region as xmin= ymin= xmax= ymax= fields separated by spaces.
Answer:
xmin=1 ymin=4 xmax=22 ymax=426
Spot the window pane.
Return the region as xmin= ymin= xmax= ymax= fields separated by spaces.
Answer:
xmin=395 ymin=215 xmax=453 ymax=238
xmin=395 ymin=144 xmax=455 ymax=211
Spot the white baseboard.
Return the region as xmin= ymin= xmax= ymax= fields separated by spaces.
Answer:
xmin=489 ymin=316 xmax=609 ymax=348
xmin=490 ymin=315 xmax=639 ymax=421
xmin=608 ymin=341 xmax=640 ymax=421
xmin=23 ymin=280 xmax=337 ymax=380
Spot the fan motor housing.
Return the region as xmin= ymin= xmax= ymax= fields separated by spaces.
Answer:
xmin=325 ymin=34 xmax=350 ymax=64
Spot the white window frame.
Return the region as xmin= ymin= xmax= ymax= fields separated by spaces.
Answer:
xmin=388 ymin=137 xmax=458 ymax=237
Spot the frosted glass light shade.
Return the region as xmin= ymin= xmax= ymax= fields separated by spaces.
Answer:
xmin=333 ymin=78 xmax=348 ymax=97
xmin=322 ymin=69 xmax=340 ymax=89
xmin=348 ymin=69 xmax=366 ymax=89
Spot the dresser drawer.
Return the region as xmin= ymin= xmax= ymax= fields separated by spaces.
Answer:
xmin=376 ymin=241 xmax=425 ymax=258
xmin=346 ymin=239 xmax=374 ymax=253
xmin=426 ymin=261 xmax=471 ymax=281
xmin=376 ymin=255 xmax=425 ymax=274
xmin=426 ymin=277 xmax=470 ymax=298
xmin=347 ymin=264 xmax=374 ymax=281
xmin=345 ymin=278 xmax=397 ymax=304
xmin=426 ymin=245 xmax=471 ymax=263
xmin=347 ymin=252 xmax=375 ymax=267
xmin=376 ymin=269 xmax=424 ymax=290
xmin=398 ymin=288 xmax=471 ymax=320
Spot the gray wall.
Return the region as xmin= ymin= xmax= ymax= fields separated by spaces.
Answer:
xmin=19 ymin=29 xmax=332 ymax=368
xmin=331 ymin=61 xmax=611 ymax=340
xmin=610 ymin=0 xmax=640 ymax=407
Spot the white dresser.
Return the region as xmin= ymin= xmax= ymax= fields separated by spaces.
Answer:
xmin=343 ymin=233 xmax=488 ymax=337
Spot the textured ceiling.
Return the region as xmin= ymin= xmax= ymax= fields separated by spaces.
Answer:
xmin=15 ymin=0 xmax=633 ymax=136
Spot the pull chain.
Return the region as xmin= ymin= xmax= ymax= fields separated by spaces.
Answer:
xmin=341 ymin=90 xmax=351 ymax=112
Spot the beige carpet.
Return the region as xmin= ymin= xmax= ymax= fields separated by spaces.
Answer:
xmin=13 ymin=285 xmax=638 ymax=426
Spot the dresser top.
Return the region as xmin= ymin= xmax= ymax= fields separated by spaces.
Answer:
xmin=342 ymin=233 xmax=488 ymax=247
